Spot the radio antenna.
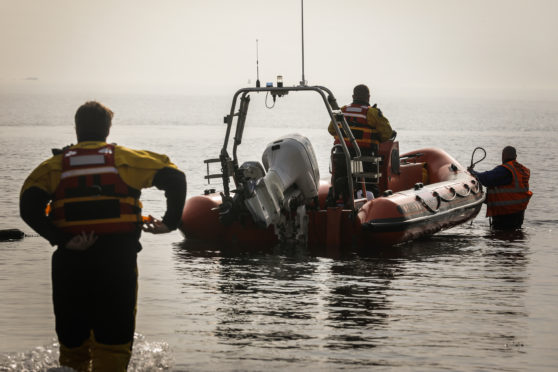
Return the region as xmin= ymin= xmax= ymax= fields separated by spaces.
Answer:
xmin=256 ymin=39 xmax=261 ymax=87
xmin=300 ymin=0 xmax=306 ymax=86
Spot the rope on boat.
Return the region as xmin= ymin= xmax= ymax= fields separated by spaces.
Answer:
xmin=454 ymin=183 xmax=472 ymax=197
xmin=419 ymin=179 xmax=480 ymax=214
xmin=470 ymin=147 xmax=486 ymax=169
xmin=466 ymin=147 xmax=485 ymax=195
xmin=436 ymin=188 xmax=457 ymax=202
xmin=469 ymin=180 xmax=482 ymax=194
xmin=416 ymin=193 xmax=441 ymax=213
xmin=397 ymin=146 xmax=488 ymax=216
xmin=410 ymin=144 xmax=487 ymax=215
xmin=265 ymin=92 xmax=276 ymax=109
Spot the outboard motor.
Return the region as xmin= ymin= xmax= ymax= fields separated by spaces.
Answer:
xmin=217 ymin=161 xmax=266 ymax=226
xmin=244 ymin=134 xmax=320 ymax=245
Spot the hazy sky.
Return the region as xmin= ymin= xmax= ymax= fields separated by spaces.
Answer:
xmin=1 ymin=0 xmax=557 ymax=99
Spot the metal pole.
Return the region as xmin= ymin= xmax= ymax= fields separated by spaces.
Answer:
xmin=256 ymin=39 xmax=260 ymax=87
xmin=300 ymin=0 xmax=306 ymax=86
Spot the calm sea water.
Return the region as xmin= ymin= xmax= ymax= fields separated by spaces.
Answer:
xmin=0 ymin=91 xmax=557 ymax=371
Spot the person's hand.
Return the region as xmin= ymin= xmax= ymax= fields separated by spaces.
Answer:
xmin=142 ymin=215 xmax=170 ymax=234
xmin=65 ymin=231 xmax=97 ymax=251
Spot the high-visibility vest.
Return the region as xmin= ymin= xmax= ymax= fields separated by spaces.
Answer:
xmin=485 ymin=160 xmax=532 ymax=217
xmin=50 ymin=144 xmax=142 ymax=235
xmin=334 ymin=104 xmax=381 ymax=151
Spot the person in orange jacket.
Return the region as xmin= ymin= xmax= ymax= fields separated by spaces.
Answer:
xmin=469 ymin=146 xmax=532 ymax=230
xmin=20 ymin=101 xmax=186 ymax=371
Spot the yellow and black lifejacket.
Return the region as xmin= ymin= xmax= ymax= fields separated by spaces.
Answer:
xmin=486 ymin=160 xmax=532 ymax=217
xmin=334 ymin=104 xmax=382 ymax=151
xmin=50 ymin=144 xmax=143 ymax=235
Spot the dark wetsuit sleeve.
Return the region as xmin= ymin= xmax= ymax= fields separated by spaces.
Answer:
xmin=471 ymin=165 xmax=513 ymax=188
xmin=19 ymin=187 xmax=71 ymax=247
xmin=151 ymin=167 xmax=187 ymax=230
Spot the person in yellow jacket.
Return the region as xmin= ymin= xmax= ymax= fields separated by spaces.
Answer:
xmin=20 ymin=101 xmax=186 ymax=371
xmin=328 ymin=84 xmax=394 ymax=150
xmin=328 ymin=84 xmax=395 ymax=198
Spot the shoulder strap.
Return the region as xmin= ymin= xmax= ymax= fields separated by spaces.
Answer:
xmin=51 ymin=144 xmax=73 ymax=155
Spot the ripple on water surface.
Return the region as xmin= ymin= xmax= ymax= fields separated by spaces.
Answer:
xmin=0 ymin=333 xmax=172 ymax=372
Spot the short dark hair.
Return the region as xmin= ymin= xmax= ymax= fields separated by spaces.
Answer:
xmin=353 ymin=84 xmax=370 ymax=102
xmin=502 ymin=146 xmax=517 ymax=162
xmin=75 ymin=101 xmax=113 ymax=142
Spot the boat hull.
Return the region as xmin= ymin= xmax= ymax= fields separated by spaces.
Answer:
xmin=180 ymin=147 xmax=484 ymax=252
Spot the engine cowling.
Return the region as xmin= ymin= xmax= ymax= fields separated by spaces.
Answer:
xmin=244 ymin=134 xmax=320 ymax=227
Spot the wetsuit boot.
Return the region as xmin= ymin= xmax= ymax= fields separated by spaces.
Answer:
xmin=59 ymin=339 xmax=92 ymax=372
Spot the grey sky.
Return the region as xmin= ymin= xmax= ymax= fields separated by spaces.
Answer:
xmin=1 ymin=0 xmax=556 ymax=99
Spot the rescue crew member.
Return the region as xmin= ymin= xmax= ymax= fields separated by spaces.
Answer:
xmin=469 ymin=146 xmax=532 ymax=230
xmin=327 ymin=84 xmax=394 ymax=198
xmin=19 ymin=101 xmax=186 ymax=371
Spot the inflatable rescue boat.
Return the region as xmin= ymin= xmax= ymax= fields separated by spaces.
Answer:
xmin=180 ymin=85 xmax=484 ymax=253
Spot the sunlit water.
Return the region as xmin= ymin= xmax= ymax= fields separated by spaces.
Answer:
xmin=1 ymin=92 xmax=557 ymax=371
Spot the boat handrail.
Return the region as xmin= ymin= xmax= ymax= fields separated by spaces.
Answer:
xmin=217 ymin=85 xmax=362 ymax=210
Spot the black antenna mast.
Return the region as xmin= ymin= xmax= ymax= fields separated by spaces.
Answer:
xmin=256 ymin=39 xmax=261 ymax=87
xmin=300 ymin=0 xmax=306 ymax=86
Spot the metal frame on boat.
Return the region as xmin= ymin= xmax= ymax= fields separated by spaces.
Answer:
xmin=181 ymin=84 xmax=485 ymax=253
xmin=204 ymin=85 xmax=381 ymax=212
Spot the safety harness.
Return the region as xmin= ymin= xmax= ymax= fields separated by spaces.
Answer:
xmin=334 ymin=104 xmax=382 ymax=150
xmin=50 ymin=144 xmax=142 ymax=235
xmin=486 ymin=160 xmax=532 ymax=216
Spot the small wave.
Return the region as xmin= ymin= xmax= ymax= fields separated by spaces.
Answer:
xmin=528 ymin=219 xmax=558 ymax=226
xmin=128 ymin=333 xmax=174 ymax=371
xmin=0 ymin=333 xmax=173 ymax=372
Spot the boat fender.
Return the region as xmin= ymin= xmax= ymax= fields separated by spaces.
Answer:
xmin=382 ymin=190 xmax=393 ymax=197
xmin=450 ymin=163 xmax=458 ymax=172
xmin=414 ymin=182 xmax=424 ymax=190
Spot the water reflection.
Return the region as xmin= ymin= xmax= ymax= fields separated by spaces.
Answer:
xmin=484 ymin=228 xmax=527 ymax=244
xmin=172 ymin=230 xmax=530 ymax=368
xmin=174 ymin=240 xmax=402 ymax=353
xmin=323 ymin=258 xmax=398 ymax=350
xmin=214 ymin=254 xmax=321 ymax=347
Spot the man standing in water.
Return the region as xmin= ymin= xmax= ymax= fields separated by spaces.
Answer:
xmin=19 ymin=101 xmax=186 ymax=371
xmin=469 ymin=146 xmax=532 ymax=229
xmin=328 ymin=84 xmax=394 ymax=198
